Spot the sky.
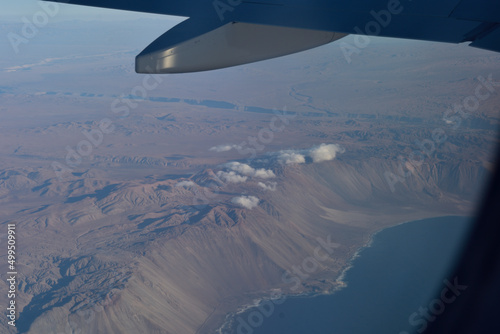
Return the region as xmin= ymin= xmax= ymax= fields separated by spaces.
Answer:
xmin=1 ymin=0 xmax=184 ymax=61
xmin=2 ymin=0 xmax=179 ymax=21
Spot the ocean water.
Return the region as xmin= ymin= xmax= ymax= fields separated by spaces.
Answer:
xmin=223 ymin=216 xmax=471 ymax=334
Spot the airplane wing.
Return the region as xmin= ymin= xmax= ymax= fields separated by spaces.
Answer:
xmin=43 ymin=0 xmax=500 ymax=73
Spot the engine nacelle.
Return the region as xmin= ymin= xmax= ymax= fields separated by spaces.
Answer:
xmin=136 ymin=19 xmax=347 ymax=74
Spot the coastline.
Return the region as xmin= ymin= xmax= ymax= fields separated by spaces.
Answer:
xmin=214 ymin=214 xmax=470 ymax=334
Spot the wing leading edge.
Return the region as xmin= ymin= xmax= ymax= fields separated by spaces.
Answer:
xmin=43 ymin=0 xmax=500 ymax=73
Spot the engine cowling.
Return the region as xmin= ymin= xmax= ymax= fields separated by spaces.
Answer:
xmin=136 ymin=19 xmax=347 ymax=74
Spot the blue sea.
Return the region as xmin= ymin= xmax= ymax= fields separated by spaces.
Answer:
xmin=222 ymin=216 xmax=471 ymax=334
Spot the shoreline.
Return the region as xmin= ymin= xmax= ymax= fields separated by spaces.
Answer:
xmin=214 ymin=214 xmax=469 ymax=334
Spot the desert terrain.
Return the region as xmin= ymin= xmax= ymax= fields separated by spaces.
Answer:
xmin=0 ymin=16 xmax=499 ymax=334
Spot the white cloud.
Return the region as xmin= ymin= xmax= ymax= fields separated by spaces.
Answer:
xmin=276 ymin=144 xmax=344 ymax=165
xmin=277 ymin=151 xmax=306 ymax=165
xmin=253 ymin=168 xmax=276 ymax=179
xmin=209 ymin=144 xmax=242 ymax=152
xmin=231 ymin=195 xmax=260 ymax=209
xmin=309 ymin=143 xmax=345 ymax=163
xmin=225 ymin=162 xmax=275 ymax=179
xmin=258 ymin=182 xmax=277 ymax=191
xmin=175 ymin=181 xmax=195 ymax=188
xmin=225 ymin=162 xmax=255 ymax=175
xmin=216 ymin=171 xmax=248 ymax=183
